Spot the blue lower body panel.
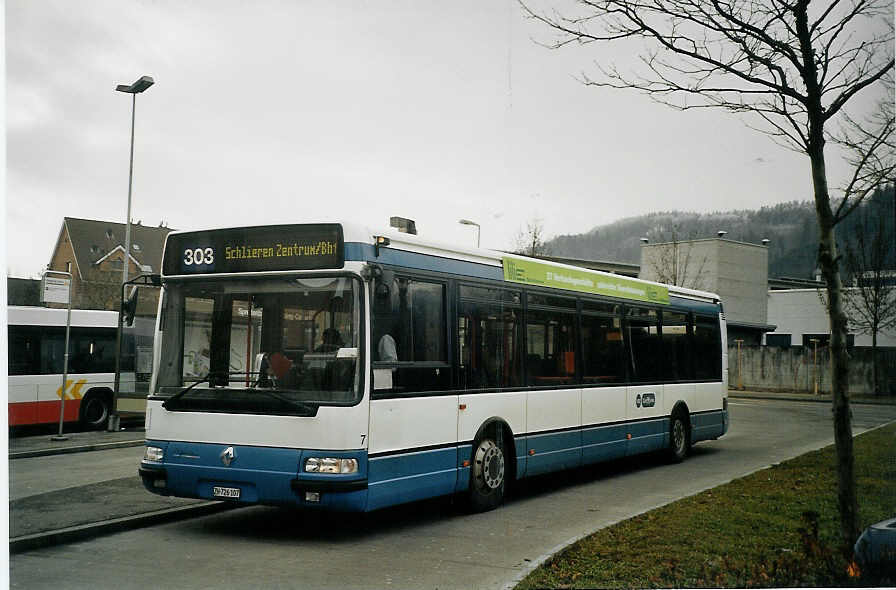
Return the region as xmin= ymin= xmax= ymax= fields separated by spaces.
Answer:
xmin=582 ymin=423 xmax=628 ymax=464
xmin=627 ymin=418 xmax=668 ymax=456
xmin=367 ymin=447 xmax=458 ymax=511
xmin=525 ymin=430 xmax=582 ymax=476
xmin=140 ymin=440 xmax=369 ymax=511
xmin=692 ymin=410 xmax=727 ymax=443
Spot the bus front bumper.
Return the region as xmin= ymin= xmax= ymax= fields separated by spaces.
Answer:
xmin=139 ymin=441 xmax=369 ymax=511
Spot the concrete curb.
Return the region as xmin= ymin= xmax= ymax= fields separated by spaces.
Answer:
xmin=730 ymin=393 xmax=832 ymax=404
xmin=9 ymin=439 xmax=146 ymax=460
xmin=9 ymin=501 xmax=235 ymax=554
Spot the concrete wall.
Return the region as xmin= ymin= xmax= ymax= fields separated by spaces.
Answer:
xmin=728 ymin=344 xmax=896 ymax=395
xmin=716 ymin=241 xmax=768 ymax=327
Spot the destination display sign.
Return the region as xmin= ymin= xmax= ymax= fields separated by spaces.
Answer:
xmin=162 ymin=224 xmax=344 ymax=276
xmin=502 ymin=255 xmax=669 ymax=305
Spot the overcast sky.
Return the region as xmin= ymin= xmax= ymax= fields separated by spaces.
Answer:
xmin=5 ymin=0 xmax=879 ymax=278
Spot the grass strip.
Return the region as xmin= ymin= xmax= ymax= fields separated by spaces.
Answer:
xmin=517 ymin=422 xmax=896 ymax=589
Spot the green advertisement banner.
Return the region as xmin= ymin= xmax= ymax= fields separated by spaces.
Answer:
xmin=502 ymin=255 xmax=669 ymax=305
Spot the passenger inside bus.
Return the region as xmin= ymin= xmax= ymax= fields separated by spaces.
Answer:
xmin=377 ymin=332 xmax=397 ymax=362
xmin=256 ymin=351 xmax=301 ymax=389
xmin=315 ymin=328 xmax=344 ymax=353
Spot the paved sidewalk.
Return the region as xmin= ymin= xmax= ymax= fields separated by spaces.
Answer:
xmin=9 ymin=424 xmax=146 ymax=459
xmin=8 ymin=390 xmax=895 ymax=554
xmin=729 ymin=389 xmax=896 ymax=405
xmin=8 ymin=425 xmax=232 ymax=553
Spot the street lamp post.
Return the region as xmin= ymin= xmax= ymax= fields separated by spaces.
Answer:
xmin=110 ymin=75 xmax=154 ymax=431
xmin=458 ymin=219 xmax=480 ymax=248
xmin=734 ymin=339 xmax=744 ymax=390
xmin=809 ymin=338 xmax=820 ymax=395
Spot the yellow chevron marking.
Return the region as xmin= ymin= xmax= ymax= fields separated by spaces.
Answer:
xmin=56 ymin=379 xmax=88 ymax=400
xmin=71 ymin=379 xmax=87 ymax=400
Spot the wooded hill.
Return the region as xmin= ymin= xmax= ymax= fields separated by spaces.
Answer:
xmin=545 ymin=186 xmax=895 ymax=280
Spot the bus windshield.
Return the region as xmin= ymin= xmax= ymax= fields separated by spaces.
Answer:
xmin=154 ymin=275 xmax=362 ymax=413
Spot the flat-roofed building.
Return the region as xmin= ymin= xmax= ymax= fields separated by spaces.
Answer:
xmin=639 ymin=237 xmax=774 ymax=344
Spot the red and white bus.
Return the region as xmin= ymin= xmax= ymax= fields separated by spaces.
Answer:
xmin=7 ymin=306 xmax=136 ymax=429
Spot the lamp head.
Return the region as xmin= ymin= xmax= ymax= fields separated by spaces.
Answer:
xmin=116 ymin=75 xmax=154 ymax=94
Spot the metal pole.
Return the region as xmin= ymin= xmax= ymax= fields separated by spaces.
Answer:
xmin=52 ymin=279 xmax=73 ymax=441
xmin=111 ymin=282 xmax=126 ymax=431
xmin=123 ymin=92 xmax=136 ymax=287
xmin=813 ymin=339 xmax=819 ymax=395
xmin=735 ymin=339 xmax=744 ymax=390
xmin=109 ymin=93 xmax=137 ymax=432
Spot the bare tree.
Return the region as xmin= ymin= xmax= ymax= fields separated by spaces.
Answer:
xmin=522 ymin=0 xmax=894 ymax=551
xmin=515 ymin=218 xmax=550 ymax=256
xmin=832 ymin=75 xmax=896 ymax=213
xmin=843 ymin=191 xmax=896 ymax=394
xmin=78 ymin=267 xmax=120 ymax=311
xmin=642 ymin=227 xmax=709 ymax=289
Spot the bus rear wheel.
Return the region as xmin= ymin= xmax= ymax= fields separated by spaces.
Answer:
xmin=80 ymin=393 xmax=110 ymax=430
xmin=668 ymin=412 xmax=690 ymax=463
xmin=469 ymin=437 xmax=506 ymax=512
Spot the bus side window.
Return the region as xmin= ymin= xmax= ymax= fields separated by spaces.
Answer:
xmin=372 ymin=277 xmax=449 ymax=393
xmin=694 ymin=314 xmax=722 ymax=380
xmin=525 ymin=306 xmax=576 ymax=386
xmin=457 ymin=286 xmax=521 ymax=390
xmin=39 ymin=327 xmax=66 ymax=375
xmin=625 ymin=306 xmax=661 ymax=383
xmin=661 ymin=311 xmax=692 ymax=381
xmin=581 ymin=313 xmax=624 ymax=384
xmin=8 ymin=326 xmax=40 ymax=376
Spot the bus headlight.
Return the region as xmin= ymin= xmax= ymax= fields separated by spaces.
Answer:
xmin=143 ymin=446 xmax=164 ymax=463
xmin=304 ymin=457 xmax=358 ymax=474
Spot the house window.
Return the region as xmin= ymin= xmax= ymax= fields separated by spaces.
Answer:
xmin=66 ymin=261 xmax=72 ymax=273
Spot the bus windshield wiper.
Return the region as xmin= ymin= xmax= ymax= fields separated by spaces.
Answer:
xmin=251 ymin=388 xmax=317 ymax=415
xmin=163 ymin=372 xmax=220 ymax=409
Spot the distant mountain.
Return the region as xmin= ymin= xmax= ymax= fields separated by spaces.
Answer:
xmin=545 ymin=186 xmax=895 ymax=279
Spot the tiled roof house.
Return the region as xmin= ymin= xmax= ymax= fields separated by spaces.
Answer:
xmin=48 ymin=217 xmax=174 ymax=311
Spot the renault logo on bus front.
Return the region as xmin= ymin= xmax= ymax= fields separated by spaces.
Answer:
xmin=220 ymin=446 xmax=236 ymax=466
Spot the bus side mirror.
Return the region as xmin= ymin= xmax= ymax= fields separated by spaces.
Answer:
xmin=375 ymin=269 xmax=394 ymax=300
xmin=123 ymin=286 xmax=139 ymax=327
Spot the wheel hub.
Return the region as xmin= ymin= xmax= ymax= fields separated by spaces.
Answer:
xmin=475 ymin=440 xmax=505 ymax=490
xmin=673 ymin=419 xmax=685 ymax=452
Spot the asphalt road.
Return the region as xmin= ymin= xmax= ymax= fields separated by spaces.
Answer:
xmin=10 ymin=399 xmax=896 ymax=590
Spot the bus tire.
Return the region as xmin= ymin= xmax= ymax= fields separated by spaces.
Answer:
xmin=469 ymin=435 xmax=506 ymax=512
xmin=667 ymin=410 xmax=690 ymax=463
xmin=80 ymin=391 xmax=111 ymax=430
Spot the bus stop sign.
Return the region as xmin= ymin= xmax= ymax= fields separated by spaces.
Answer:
xmin=41 ymin=276 xmax=71 ymax=304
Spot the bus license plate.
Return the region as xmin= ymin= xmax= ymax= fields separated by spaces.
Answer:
xmin=212 ymin=486 xmax=241 ymax=499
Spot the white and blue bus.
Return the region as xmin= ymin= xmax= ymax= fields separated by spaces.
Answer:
xmin=140 ymin=221 xmax=728 ymax=512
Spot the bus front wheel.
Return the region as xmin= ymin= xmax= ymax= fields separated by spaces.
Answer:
xmin=469 ymin=436 xmax=506 ymax=512
xmin=79 ymin=392 xmax=111 ymax=430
